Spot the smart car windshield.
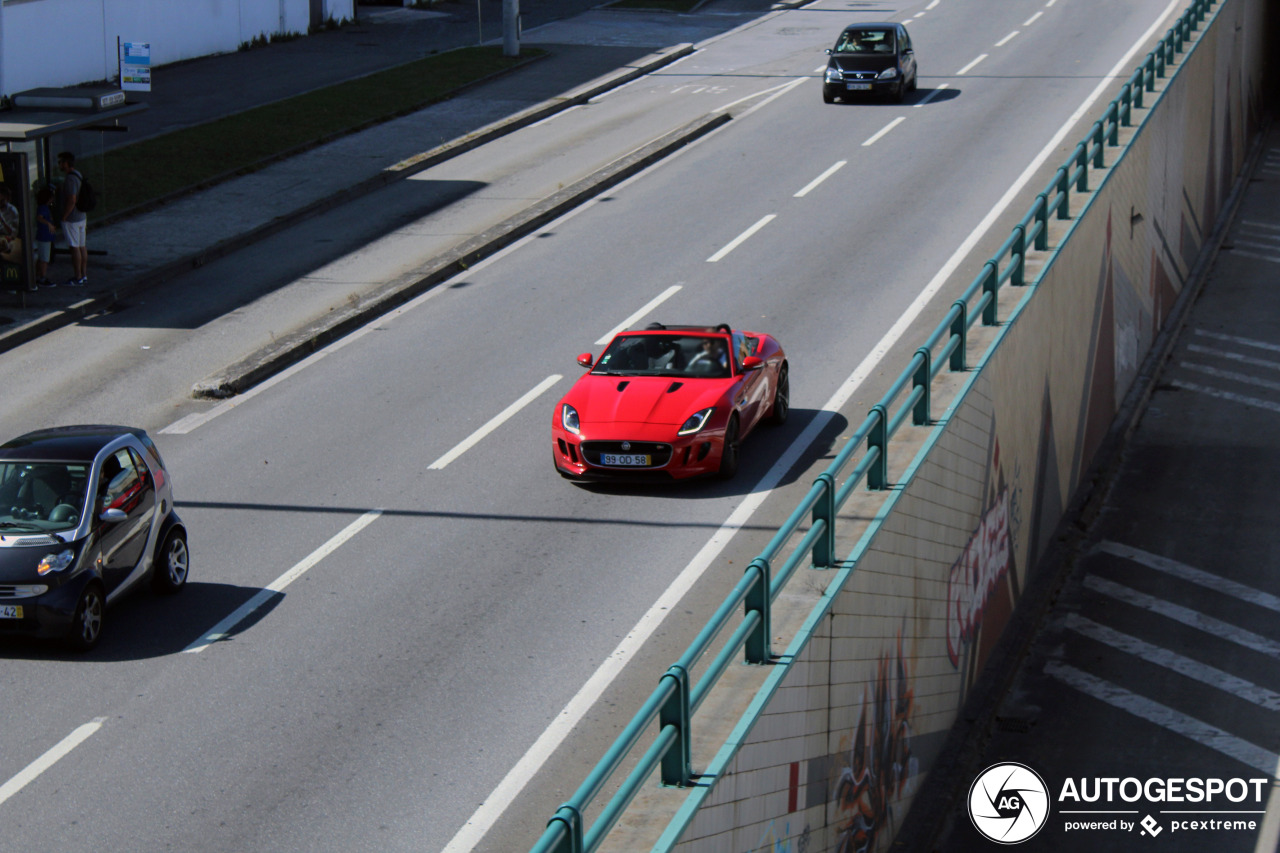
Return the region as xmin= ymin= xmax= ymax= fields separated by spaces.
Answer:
xmin=594 ymin=334 xmax=733 ymax=378
xmin=834 ymin=28 xmax=895 ymax=54
xmin=0 ymin=461 xmax=89 ymax=534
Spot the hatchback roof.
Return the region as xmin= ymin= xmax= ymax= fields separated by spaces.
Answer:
xmin=0 ymin=425 xmax=144 ymax=462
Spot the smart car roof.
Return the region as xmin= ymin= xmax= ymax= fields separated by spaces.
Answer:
xmin=0 ymin=425 xmax=144 ymax=462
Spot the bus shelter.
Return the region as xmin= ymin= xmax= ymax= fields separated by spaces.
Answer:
xmin=0 ymin=87 xmax=145 ymax=300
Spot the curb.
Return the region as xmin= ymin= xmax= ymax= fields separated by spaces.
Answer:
xmin=0 ymin=42 xmax=695 ymax=358
xmin=192 ymin=110 xmax=731 ymax=398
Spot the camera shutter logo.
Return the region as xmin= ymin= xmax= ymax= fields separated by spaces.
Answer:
xmin=968 ymin=763 xmax=1050 ymax=844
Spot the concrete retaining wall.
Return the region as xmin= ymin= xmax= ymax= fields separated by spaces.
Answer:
xmin=666 ymin=1 xmax=1268 ymax=851
xmin=0 ymin=0 xmax=355 ymax=96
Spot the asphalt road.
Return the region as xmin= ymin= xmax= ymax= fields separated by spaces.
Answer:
xmin=0 ymin=0 xmax=1192 ymax=850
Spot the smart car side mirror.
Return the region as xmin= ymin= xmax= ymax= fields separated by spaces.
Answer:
xmin=577 ymin=353 xmax=594 ymax=368
xmin=742 ymin=356 xmax=764 ymax=371
xmin=100 ymin=508 xmax=127 ymax=524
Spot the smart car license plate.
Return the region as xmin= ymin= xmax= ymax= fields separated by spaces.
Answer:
xmin=602 ymin=453 xmax=650 ymax=467
xmin=0 ymin=605 xmax=23 ymax=619
xmin=847 ymin=83 xmax=872 ymax=90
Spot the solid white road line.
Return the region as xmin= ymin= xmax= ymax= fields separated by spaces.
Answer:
xmin=183 ymin=510 xmax=383 ymax=653
xmin=715 ymin=77 xmax=806 ymax=116
xmin=914 ymin=83 xmax=951 ymax=108
xmin=995 ymin=31 xmax=1020 ymax=47
xmin=596 ymin=285 xmax=683 ymax=345
xmin=956 ymin=54 xmax=988 ymax=75
xmin=862 ymin=117 xmax=905 ymax=147
xmin=0 ymin=718 xmax=107 ymax=807
xmin=707 ymin=215 xmax=776 ymax=262
xmin=1065 ymin=613 xmax=1280 ymax=711
xmin=794 ymin=161 xmax=846 ymax=198
xmin=1181 ymin=362 xmax=1280 ymax=393
xmin=442 ymin=3 xmax=1190 ymax=847
xmin=428 ymin=375 xmax=563 ymax=470
xmin=1170 ymin=380 xmax=1280 ymax=415
xmin=1084 ymin=575 xmax=1280 ymax=659
xmin=1187 ymin=343 xmax=1280 ymax=372
xmin=1098 ymin=541 xmax=1280 ymax=612
xmin=1195 ymin=328 xmax=1280 ymax=353
xmin=1045 ymin=661 xmax=1280 ymax=777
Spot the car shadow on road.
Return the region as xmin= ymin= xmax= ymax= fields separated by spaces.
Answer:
xmin=826 ymin=85 xmax=961 ymax=107
xmin=0 ymin=581 xmax=280 ymax=661
xmin=571 ymin=406 xmax=850 ymax=500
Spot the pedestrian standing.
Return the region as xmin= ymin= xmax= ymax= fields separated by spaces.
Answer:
xmin=57 ymin=151 xmax=88 ymax=286
xmin=34 ymin=187 xmax=58 ymax=286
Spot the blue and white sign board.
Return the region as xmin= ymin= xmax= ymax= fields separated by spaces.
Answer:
xmin=120 ymin=42 xmax=151 ymax=92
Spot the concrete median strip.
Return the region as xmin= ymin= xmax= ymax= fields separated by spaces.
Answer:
xmin=0 ymin=44 xmax=695 ymax=359
xmin=191 ymin=109 xmax=731 ymax=399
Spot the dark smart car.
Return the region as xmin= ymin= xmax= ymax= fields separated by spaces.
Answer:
xmin=0 ymin=426 xmax=189 ymax=650
xmin=823 ymin=23 xmax=918 ymax=104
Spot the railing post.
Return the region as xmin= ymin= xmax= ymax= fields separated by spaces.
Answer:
xmin=659 ymin=664 xmax=692 ymax=786
xmin=1011 ymin=225 xmax=1026 ymax=287
xmin=547 ymin=805 xmax=584 ymax=853
xmin=1075 ymin=143 xmax=1089 ymax=192
xmin=912 ymin=349 xmax=931 ymax=425
xmin=1133 ymin=67 xmax=1145 ymax=109
xmin=811 ymin=475 xmax=836 ymax=570
xmin=1091 ymin=121 xmax=1105 ymax=168
xmin=867 ymin=405 xmax=888 ymax=490
xmin=982 ymin=260 xmax=999 ymax=325
xmin=1034 ymin=194 xmax=1049 ymax=250
xmin=949 ymin=302 xmax=967 ymax=371
xmin=744 ymin=558 xmax=772 ymax=663
xmin=1156 ymin=41 xmax=1166 ymax=78
xmin=1120 ymin=84 xmax=1131 ymax=126
xmin=1145 ymin=54 xmax=1156 ymax=90
xmin=1055 ymin=167 xmax=1070 ymax=219
xmin=1107 ymin=103 xmax=1119 ymax=145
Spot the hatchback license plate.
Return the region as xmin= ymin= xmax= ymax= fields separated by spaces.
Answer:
xmin=0 ymin=605 xmax=23 ymax=619
xmin=847 ymin=83 xmax=872 ymax=90
xmin=602 ymin=453 xmax=650 ymax=467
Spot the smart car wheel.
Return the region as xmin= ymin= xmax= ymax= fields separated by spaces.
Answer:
xmin=768 ymin=365 xmax=790 ymax=426
xmin=153 ymin=528 xmax=189 ymax=594
xmin=66 ymin=583 xmax=104 ymax=651
xmin=718 ymin=415 xmax=741 ymax=480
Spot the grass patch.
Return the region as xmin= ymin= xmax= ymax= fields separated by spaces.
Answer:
xmin=83 ymin=45 xmax=542 ymax=221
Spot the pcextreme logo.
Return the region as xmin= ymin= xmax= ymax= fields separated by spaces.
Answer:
xmin=968 ymin=763 xmax=1051 ymax=844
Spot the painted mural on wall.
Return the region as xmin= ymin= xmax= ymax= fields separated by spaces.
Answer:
xmin=830 ymin=633 xmax=919 ymax=853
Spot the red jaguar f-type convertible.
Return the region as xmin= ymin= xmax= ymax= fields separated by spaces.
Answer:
xmin=552 ymin=324 xmax=788 ymax=481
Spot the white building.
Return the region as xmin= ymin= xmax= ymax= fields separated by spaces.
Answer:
xmin=0 ymin=0 xmax=356 ymax=99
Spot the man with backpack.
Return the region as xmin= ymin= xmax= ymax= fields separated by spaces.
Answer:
xmin=57 ymin=151 xmax=89 ymax=286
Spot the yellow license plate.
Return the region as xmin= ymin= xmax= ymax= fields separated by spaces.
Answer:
xmin=0 ymin=604 xmax=23 ymax=619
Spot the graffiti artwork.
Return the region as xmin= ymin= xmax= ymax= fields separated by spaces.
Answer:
xmin=832 ymin=634 xmax=918 ymax=853
xmin=945 ymin=487 xmax=1011 ymax=667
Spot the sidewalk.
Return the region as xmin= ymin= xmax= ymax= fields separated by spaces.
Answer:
xmin=0 ymin=0 xmax=773 ymax=355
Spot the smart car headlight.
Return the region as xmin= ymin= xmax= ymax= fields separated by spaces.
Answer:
xmin=37 ymin=549 xmax=75 ymax=575
xmin=825 ymin=65 xmax=843 ymax=82
xmin=562 ymin=403 xmax=581 ymax=435
xmin=877 ymin=67 xmax=900 ymax=79
xmin=678 ymin=408 xmax=715 ymax=436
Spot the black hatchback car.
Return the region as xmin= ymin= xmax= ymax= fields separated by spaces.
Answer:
xmin=0 ymin=426 xmax=189 ymax=650
xmin=823 ymin=23 xmax=918 ymax=104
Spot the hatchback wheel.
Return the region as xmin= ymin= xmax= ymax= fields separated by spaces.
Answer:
xmin=66 ymin=584 xmax=104 ymax=651
xmin=153 ymin=529 xmax=189 ymax=594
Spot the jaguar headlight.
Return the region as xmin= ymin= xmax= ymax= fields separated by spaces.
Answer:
xmin=37 ymin=549 xmax=75 ymax=576
xmin=678 ymin=408 xmax=715 ymax=436
xmin=562 ymin=403 xmax=581 ymax=435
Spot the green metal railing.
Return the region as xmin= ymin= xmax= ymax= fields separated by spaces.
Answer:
xmin=528 ymin=2 xmax=1215 ymax=851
